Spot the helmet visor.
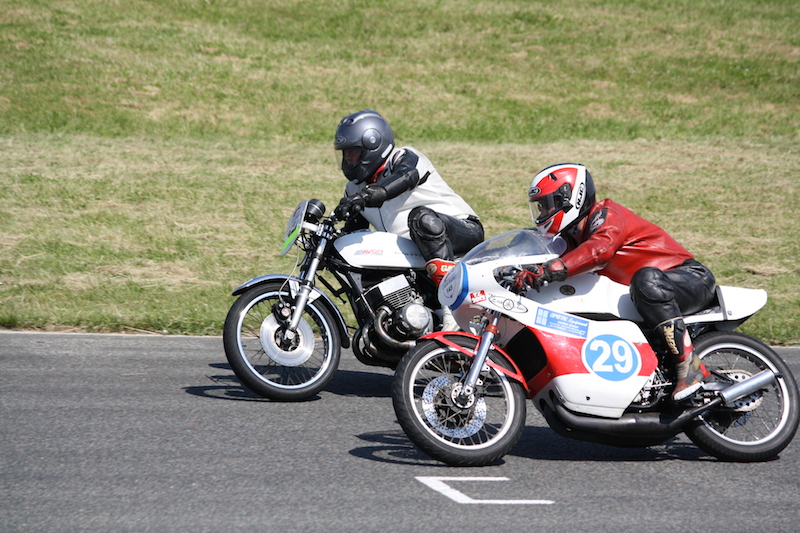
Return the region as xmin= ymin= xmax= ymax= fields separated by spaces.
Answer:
xmin=530 ymin=193 xmax=563 ymax=225
xmin=340 ymin=147 xmax=367 ymax=180
xmin=530 ymin=182 xmax=572 ymax=225
xmin=342 ymin=147 xmax=364 ymax=167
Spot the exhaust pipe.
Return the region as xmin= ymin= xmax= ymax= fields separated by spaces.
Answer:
xmin=552 ymin=402 xmax=684 ymax=439
xmin=719 ymin=369 xmax=777 ymax=407
xmin=373 ymin=306 xmax=416 ymax=350
xmin=549 ymin=368 xmax=778 ymax=439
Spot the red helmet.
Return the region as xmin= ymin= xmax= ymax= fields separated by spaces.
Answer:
xmin=528 ymin=163 xmax=596 ymax=235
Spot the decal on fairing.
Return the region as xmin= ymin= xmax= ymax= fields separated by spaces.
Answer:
xmin=469 ymin=291 xmax=487 ymax=304
xmin=582 ymin=334 xmax=641 ymax=382
xmin=534 ymin=308 xmax=589 ymax=338
xmin=488 ymin=295 xmax=528 ymax=313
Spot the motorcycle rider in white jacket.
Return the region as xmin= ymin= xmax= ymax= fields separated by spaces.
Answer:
xmin=332 ymin=109 xmax=484 ymax=329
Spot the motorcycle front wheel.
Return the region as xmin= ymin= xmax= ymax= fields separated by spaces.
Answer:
xmin=223 ymin=281 xmax=341 ymax=401
xmin=685 ymin=331 xmax=800 ymax=462
xmin=392 ymin=337 xmax=526 ymax=466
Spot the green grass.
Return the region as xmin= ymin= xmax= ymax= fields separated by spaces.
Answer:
xmin=3 ymin=0 xmax=798 ymax=142
xmin=1 ymin=0 xmax=799 ymax=344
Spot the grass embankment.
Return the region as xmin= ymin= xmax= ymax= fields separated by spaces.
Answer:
xmin=1 ymin=1 xmax=798 ymax=343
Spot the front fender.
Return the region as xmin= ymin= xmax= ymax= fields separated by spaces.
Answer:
xmin=232 ymin=274 xmax=350 ymax=349
xmin=422 ymin=331 xmax=528 ymax=391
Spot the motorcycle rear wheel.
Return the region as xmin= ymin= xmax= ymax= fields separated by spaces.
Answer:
xmin=685 ymin=331 xmax=800 ymax=462
xmin=392 ymin=337 xmax=526 ymax=466
xmin=223 ymin=281 xmax=341 ymax=401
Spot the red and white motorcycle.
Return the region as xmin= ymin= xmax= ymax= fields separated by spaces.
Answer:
xmin=392 ymin=229 xmax=799 ymax=466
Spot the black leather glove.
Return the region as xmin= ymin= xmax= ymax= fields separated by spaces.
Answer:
xmin=512 ymin=258 xmax=568 ymax=292
xmin=333 ymin=187 xmax=387 ymax=220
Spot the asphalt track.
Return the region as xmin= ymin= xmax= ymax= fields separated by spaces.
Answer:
xmin=1 ymin=332 xmax=798 ymax=532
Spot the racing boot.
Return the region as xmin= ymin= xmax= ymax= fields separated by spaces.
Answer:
xmin=439 ymin=305 xmax=459 ymax=332
xmin=656 ymin=318 xmax=709 ymax=402
xmin=425 ymin=258 xmax=455 ymax=287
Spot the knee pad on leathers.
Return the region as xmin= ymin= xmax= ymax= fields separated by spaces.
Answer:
xmin=630 ymin=267 xmax=680 ymax=327
xmin=408 ymin=206 xmax=452 ymax=260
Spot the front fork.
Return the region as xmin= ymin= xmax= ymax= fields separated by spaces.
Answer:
xmin=455 ymin=311 xmax=501 ymax=406
xmin=281 ymin=232 xmax=330 ymax=344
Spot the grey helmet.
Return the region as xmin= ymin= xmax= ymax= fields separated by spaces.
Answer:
xmin=333 ymin=110 xmax=395 ymax=183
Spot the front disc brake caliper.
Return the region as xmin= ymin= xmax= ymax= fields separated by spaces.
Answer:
xmin=273 ymin=300 xmax=293 ymax=325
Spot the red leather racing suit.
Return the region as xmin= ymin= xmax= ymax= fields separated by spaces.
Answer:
xmin=560 ymin=199 xmax=693 ymax=285
xmin=559 ymin=199 xmax=715 ymax=328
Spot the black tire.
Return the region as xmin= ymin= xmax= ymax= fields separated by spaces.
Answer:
xmin=223 ymin=281 xmax=341 ymax=401
xmin=684 ymin=331 xmax=800 ymax=462
xmin=392 ymin=337 xmax=527 ymax=466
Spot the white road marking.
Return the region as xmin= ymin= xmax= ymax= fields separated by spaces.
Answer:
xmin=415 ymin=476 xmax=555 ymax=505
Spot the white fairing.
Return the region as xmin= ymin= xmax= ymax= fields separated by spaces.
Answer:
xmin=445 ymin=267 xmax=655 ymax=417
xmin=534 ymin=319 xmax=653 ymax=418
xmin=525 ymin=273 xmax=643 ymax=321
xmin=529 ymin=277 xmax=768 ymax=325
xmin=437 ymin=229 xmax=770 ymax=419
xmin=334 ymin=230 xmax=426 ymax=269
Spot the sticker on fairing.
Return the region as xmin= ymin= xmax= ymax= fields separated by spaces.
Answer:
xmin=534 ymin=308 xmax=589 ymax=338
xmin=488 ymin=295 xmax=528 ymax=314
xmin=469 ymin=291 xmax=487 ymax=304
xmin=582 ymin=334 xmax=641 ymax=381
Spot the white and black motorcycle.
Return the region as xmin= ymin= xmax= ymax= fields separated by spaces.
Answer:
xmin=392 ymin=229 xmax=799 ymax=466
xmin=223 ymin=199 xmax=444 ymax=401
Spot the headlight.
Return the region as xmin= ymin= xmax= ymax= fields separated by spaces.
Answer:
xmin=304 ymin=199 xmax=326 ymax=223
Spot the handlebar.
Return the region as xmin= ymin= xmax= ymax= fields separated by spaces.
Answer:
xmin=494 ymin=266 xmax=524 ymax=294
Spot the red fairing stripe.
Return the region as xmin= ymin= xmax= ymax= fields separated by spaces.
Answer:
xmin=532 ymin=329 xmax=658 ymax=378
xmin=526 ymin=329 xmax=659 ymax=394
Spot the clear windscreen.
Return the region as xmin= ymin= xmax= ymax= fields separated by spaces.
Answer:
xmin=462 ymin=229 xmax=567 ymax=265
xmin=280 ymin=201 xmax=308 ymax=256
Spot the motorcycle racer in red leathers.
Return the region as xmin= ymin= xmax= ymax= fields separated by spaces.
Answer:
xmin=516 ymin=163 xmax=715 ymax=402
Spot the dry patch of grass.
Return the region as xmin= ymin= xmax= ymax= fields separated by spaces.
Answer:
xmin=1 ymin=134 xmax=798 ymax=343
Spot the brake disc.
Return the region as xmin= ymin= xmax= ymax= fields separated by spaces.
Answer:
xmin=259 ymin=315 xmax=315 ymax=366
xmin=421 ymin=376 xmax=487 ymax=438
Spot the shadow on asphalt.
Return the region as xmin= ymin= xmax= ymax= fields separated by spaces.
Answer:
xmin=348 ymin=425 xmax=719 ymax=467
xmin=183 ymin=363 xmax=393 ymax=402
xmin=188 ymin=362 xmax=770 ymax=465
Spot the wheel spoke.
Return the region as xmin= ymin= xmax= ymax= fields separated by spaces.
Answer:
xmin=223 ymin=283 xmax=340 ymax=400
xmin=415 ymin=351 xmax=512 ymax=446
xmin=699 ymin=343 xmax=792 ymax=444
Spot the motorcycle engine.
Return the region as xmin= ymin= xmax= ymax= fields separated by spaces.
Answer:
xmin=631 ymin=367 xmax=670 ymax=407
xmin=392 ymin=301 xmax=434 ymax=339
xmin=363 ymin=274 xmax=434 ymax=341
xmin=352 ymin=273 xmax=435 ymax=368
